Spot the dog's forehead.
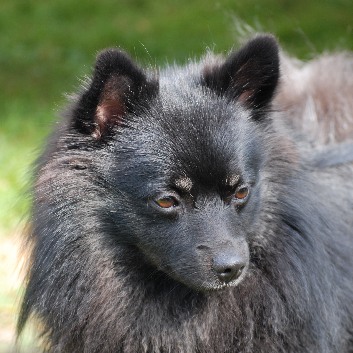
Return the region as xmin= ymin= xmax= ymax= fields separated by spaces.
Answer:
xmin=173 ymin=174 xmax=241 ymax=194
xmin=117 ymin=72 xmax=259 ymax=186
xmin=162 ymin=117 xmax=245 ymax=186
xmin=140 ymin=89 xmax=253 ymax=177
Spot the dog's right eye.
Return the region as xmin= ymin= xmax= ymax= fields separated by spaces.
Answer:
xmin=155 ymin=196 xmax=179 ymax=209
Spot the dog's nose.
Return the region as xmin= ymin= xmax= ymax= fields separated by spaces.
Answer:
xmin=212 ymin=254 xmax=246 ymax=284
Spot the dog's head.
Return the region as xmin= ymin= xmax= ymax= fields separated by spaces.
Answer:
xmin=71 ymin=35 xmax=280 ymax=291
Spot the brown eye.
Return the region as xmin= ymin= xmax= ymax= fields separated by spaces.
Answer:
xmin=155 ymin=196 xmax=179 ymax=209
xmin=234 ymin=186 xmax=249 ymax=201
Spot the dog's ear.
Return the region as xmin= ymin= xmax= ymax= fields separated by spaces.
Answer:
xmin=202 ymin=35 xmax=279 ymax=117
xmin=73 ymin=49 xmax=158 ymax=139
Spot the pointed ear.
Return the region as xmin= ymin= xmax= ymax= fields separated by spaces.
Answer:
xmin=202 ymin=35 xmax=279 ymax=116
xmin=73 ymin=49 xmax=158 ymax=139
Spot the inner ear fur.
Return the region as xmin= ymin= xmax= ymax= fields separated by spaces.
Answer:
xmin=73 ymin=49 xmax=158 ymax=139
xmin=202 ymin=34 xmax=280 ymax=115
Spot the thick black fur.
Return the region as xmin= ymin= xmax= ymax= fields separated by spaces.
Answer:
xmin=19 ymin=35 xmax=353 ymax=352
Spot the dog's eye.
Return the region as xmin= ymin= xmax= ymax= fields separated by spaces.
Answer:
xmin=234 ymin=186 xmax=249 ymax=201
xmin=155 ymin=196 xmax=179 ymax=209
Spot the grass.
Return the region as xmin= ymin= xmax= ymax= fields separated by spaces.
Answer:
xmin=0 ymin=0 xmax=352 ymax=351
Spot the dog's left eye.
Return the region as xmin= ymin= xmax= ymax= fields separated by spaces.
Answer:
xmin=224 ymin=184 xmax=250 ymax=205
xmin=155 ymin=196 xmax=179 ymax=209
xmin=233 ymin=185 xmax=250 ymax=205
xmin=234 ymin=186 xmax=249 ymax=201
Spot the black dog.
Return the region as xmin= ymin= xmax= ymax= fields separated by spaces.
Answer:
xmin=18 ymin=35 xmax=353 ymax=352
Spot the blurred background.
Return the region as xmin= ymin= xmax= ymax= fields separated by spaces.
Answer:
xmin=0 ymin=0 xmax=352 ymax=351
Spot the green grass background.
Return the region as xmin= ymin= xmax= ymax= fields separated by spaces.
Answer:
xmin=0 ymin=0 xmax=352 ymax=351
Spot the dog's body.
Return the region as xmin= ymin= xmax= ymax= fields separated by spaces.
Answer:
xmin=276 ymin=52 xmax=353 ymax=144
xmin=19 ymin=35 xmax=353 ymax=352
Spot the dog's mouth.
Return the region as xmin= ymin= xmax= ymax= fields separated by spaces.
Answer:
xmin=191 ymin=276 xmax=245 ymax=292
xmin=139 ymin=245 xmax=249 ymax=293
xmin=157 ymin=263 xmax=248 ymax=293
xmin=207 ymin=268 xmax=248 ymax=291
xmin=207 ymin=283 xmax=234 ymax=291
xmin=209 ymin=280 xmax=240 ymax=291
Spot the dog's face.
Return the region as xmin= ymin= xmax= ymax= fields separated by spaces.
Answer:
xmin=107 ymin=98 xmax=266 ymax=291
xmin=72 ymin=35 xmax=279 ymax=291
